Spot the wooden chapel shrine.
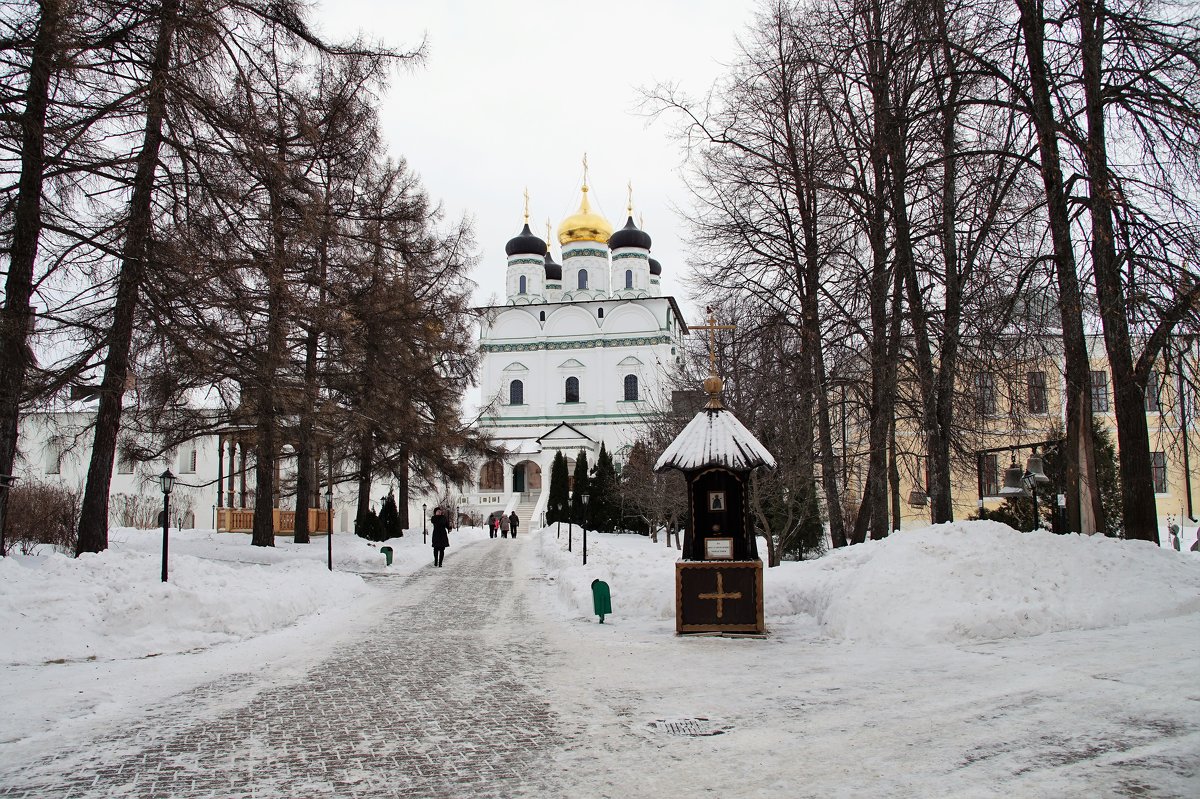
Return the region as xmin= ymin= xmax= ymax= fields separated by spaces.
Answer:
xmin=654 ymin=311 xmax=775 ymax=634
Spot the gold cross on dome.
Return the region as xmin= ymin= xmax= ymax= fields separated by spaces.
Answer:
xmin=690 ymin=306 xmax=736 ymax=376
xmin=698 ymin=571 xmax=742 ymax=619
xmin=523 ymin=187 xmax=530 ymax=224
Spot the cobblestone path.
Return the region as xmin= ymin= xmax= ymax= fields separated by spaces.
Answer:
xmin=0 ymin=539 xmax=567 ymax=798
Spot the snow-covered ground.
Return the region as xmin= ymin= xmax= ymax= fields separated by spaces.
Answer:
xmin=2 ymin=520 xmax=1198 ymax=796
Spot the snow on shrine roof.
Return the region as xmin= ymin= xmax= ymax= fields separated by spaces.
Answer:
xmin=655 ymin=406 xmax=776 ymax=473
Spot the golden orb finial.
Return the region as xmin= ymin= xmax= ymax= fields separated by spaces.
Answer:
xmin=557 ymin=155 xmax=612 ymax=245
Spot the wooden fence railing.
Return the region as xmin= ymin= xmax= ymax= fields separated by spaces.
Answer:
xmin=217 ymin=507 xmax=330 ymax=533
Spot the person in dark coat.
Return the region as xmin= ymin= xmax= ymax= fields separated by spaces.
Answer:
xmin=500 ymin=512 xmax=509 ymax=538
xmin=431 ymin=507 xmax=450 ymax=566
xmin=509 ymin=511 xmax=519 ymax=537
xmin=487 ymin=512 xmax=497 ymax=538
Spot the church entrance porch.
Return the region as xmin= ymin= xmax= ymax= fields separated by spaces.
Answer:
xmin=512 ymin=460 xmax=542 ymax=495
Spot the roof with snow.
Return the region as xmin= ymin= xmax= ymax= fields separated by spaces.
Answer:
xmin=654 ymin=406 xmax=776 ymax=473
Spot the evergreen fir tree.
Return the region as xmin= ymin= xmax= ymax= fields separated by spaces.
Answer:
xmin=547 ymin=451 xmax=570 ymax=524
xmin=570 ymin=450 xmax=590 ymax=527
xmin=379 ymin=491 xmax=402 ymax=539
xmin=356 ymin=508 xmax=384 ymax=542
xmin=590 ymin=442 xmax=619 ymax=533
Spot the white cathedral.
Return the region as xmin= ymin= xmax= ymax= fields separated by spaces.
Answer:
xmin=465 ymin=179 xmax=688 ymax=527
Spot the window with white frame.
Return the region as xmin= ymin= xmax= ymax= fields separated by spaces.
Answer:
xmin=1151 ymin=451 xmax=1167 ymax=493
xmin=1144 ymin=369 xmax=1160 ymax=413
xmin=1090 ymin=370 xmax=1109 ymax=412
xmin=509 ymin=379 xmax=524 ymax=405
xmin=975 ymin=373 xmax=997 ymax=417
xmin=1027 ymin=371 xmax=1047 ymax=415
xmin=565 ymin=376 xmax=580 ymax=403
xmin=577 ymin=270 xmax=588 ymax=290
xmin=180 ymin=447 xmax=197 ymax=474
xmin=623 ymin=374 xmax=639 ymax=401
xmin=518 ymin=275 xmax=527 ymax=294
xmin=625 ymin=269 xmax=633 ymax=289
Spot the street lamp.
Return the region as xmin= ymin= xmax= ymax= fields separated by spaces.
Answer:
xmin=159 ymin=469 xmax=175 ymax=582
xmin=581 ymin=493 xmax=590 ymax=566
xmin=0 ymin=474 xmax=20 ymax=557
xmin=325 ymin=486 xmax=333 ymax=571
xmin=1022 ymin=449 xmax=1051 ymax=531
xmin=422 ymin=503 xmax=428 ymax=544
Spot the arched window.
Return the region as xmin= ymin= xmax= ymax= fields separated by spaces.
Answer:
xmin=518 ymin=275 xmax=527 ymax=294
xmin=597 ymin=307 xmax=604 ymax=319
xmin=539 ymin=311 xmax=546 ymax=322
xmin=565 ymin=376 xmax=580 ymax=403
xmin=578 ymin=270 xmax=588 ymax=290
xmin=624 ymin=374 xmax=639 ymax=401
xmin=509 ymin=379 xmax=524 ymax=405
xmin=478 ymin=459 xmax=504 ymax=491
xmin=625 ymin=269 xmax=633 ymax=289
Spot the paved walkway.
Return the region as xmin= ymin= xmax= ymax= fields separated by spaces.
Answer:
xmin=1 ymin=539 xmax=567 ymax=798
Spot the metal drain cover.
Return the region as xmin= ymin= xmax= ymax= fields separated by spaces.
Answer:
xmin=648 ymin=717 xmax=732 ymax=737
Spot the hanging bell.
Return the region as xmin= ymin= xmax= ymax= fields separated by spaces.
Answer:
xmin=999 ymin=461 xmax=1029 ymax=497
xmin=1024 ymin=452 xmax=1050 ymax=484
xmin=908 ymin=488 xmax=929 ymax=508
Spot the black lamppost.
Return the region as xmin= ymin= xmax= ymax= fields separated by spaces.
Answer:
xmin=567 ymin=496 xmax=573 ymax=552
xmin=0 ymin=474 xmax=19 ymax=557
xmin=581 ymin=493 xmax=590 ymax=566
xmin=422 ymin=503 xmax=428 ymax=544
xmin=1022 ymin=448 xmax=1050 ymax=531
xmin=159 ymin=469 xmax=175 ymax=582
xmin=325 ymin=486 xmax=333 ymax=571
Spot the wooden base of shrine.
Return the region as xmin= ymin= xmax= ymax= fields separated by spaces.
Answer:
xmin=675 ymin=560 xmax=765 ymax=635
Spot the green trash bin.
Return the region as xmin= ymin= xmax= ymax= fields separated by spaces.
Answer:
xmin=380 ymin=546 xmax=393 ymax=566
xmin=591 ymin=579 xmax=611 ymax=623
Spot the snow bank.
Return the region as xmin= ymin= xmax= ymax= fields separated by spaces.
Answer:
xmin=0 ymin=550 xmax=365 ymax=665
xmin=772 ymin=522 xmax=1200 ymax=644
xmin=533 ymin=520 xmax=1200 ymax=645
xmin=0 ymin=523 xmax=491 ymax=667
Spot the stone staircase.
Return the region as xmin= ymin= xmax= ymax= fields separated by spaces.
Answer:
xmin=509 ymin=492 xmax=542 ymax=532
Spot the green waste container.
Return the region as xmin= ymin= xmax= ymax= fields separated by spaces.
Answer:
xmin=591 ymin=579 xmax=612 ymax=623
xmin=380 ymin=546 xmax=393 ymax=566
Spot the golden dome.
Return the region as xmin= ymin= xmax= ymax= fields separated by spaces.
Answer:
xmin=557 ymin=184 xmax=612 ymax=245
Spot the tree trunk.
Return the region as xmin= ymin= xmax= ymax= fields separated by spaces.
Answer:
xmin=395 ymin=445 xmax=410 ymax=529
xmin=1078 ymin=0 xmax=1158 ymax=542
xmin=355 ymin=426 xmax=375 ymax=530
xmin=1016 ymin=0 xmax=1105 ymax=534
xmin=0 ymin=1 xmax=61 ymax=548
xmin=77 ymin=0 xmax=180 ymax=554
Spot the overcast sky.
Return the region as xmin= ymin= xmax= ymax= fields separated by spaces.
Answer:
xmin=312 ymin=0 xmax=757 ymax=319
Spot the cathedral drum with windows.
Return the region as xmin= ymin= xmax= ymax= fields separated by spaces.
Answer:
xmin=472 ymin=176 xmax=688 ymax=523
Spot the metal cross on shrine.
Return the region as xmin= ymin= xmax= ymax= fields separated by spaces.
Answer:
xmin=698 ymin=571 xmax=743 ymax=619
xmin=690 ymin=306 xmax=736 ymax=377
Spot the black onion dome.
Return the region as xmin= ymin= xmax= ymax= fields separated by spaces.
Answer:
xmin=505 ymin=223 xmax=548 ymax=257
xmin=649 ymin=257 xmax=662 ymax=276
xmin=607 ymin=216 xmax=652 ymax=250
xmin=544 ymin=251 xmax=562 ymax=281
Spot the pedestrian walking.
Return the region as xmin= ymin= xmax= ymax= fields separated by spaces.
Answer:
xmin=489 ymin=513 xmax=499 ymax=538
xmin=1191 ymin=530 xmax=1200 ymax=552
xmin=1169 ymin=524 xmax=1181 ymax=551
xmin=500 ymin=512 xmax=510 ymax=538
xmin=431 ymin=507 xmax=450 ymax=567
xmin=509 ymin=511 xmax=520 ymax=538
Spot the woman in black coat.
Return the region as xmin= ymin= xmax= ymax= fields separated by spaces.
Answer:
xmin=431 ymin=507 xmax=450 ymax=567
